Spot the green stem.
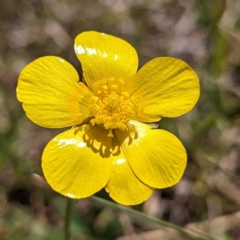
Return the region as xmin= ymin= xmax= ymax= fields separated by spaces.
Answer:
xmin=90 ymin=196 xmax=219 ymax=240
xmin=64 ymin=198 xmax=73 ymax=240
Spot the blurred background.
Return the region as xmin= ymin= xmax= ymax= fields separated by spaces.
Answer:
xmin=1 ymin=0 xmax=240 ymax=239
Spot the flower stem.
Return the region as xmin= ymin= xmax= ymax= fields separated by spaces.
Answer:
xmin=64 ymin=197 xmax=73 ymax=240
xmin=90 ymin=196 xmax=219 ymax=240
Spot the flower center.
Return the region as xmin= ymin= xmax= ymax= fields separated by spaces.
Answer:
xmin=90 ymin=78 xmax=134 ymax=137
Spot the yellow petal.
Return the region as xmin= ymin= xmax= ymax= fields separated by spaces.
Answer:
xmin=106 ymin=151 xmax=153 ymax=206
xmin=115 ymin=121 xmax=187 ymax=189
xmin=74 ymin=31 xmax=138 ymax=89
xmin=17 ymin=56 xmax=93 ymax=128
xmin=42 ymin=125 xmax=112 ymax=198
xmin=127 ymin=57 xmax=200 ymax=121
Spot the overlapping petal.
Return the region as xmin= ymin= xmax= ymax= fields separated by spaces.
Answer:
xmin=127 ymin=57 xmax=200 ymax=122
xmin=115 ymin=120 xmax=187 ymax=189
xmin=42 ymin=125 xmax=112 ymax=198
xmin=106 ymin=147 xmax=153 ymax=205
xmin=74 ymin=31 xmax=138 ymax=90
xmin=17 ymin=56 xmax=93 ymax=128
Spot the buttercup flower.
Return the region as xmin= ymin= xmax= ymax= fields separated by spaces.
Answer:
xmin=17 ymin=31 xmax=199 ymax=205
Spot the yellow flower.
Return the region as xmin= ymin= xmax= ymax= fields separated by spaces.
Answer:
xmin=17 ymin=31 xmax=199 ymax=205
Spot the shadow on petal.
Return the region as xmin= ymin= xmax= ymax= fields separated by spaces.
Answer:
xmin=73 ymin=124 xmax=114 ymax=158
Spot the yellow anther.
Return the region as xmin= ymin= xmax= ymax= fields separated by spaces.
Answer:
xmin=102 ymin=85 xmax=108 ymax=91
xmin=90 ymin=119 xmax=96 ymax=126
xmin=110 ymin=84 xmax=118 ymax=90
xmin=108 ymin=129 xmax=113 ymax=138
xmin=89 ymin=78 xmax=135 ymax=137
xmin=117 ymin=123 xmax=127 ymax=131
xmin=104 ymin=122 xmax=112 ymax=129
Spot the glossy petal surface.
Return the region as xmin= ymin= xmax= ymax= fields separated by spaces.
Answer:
xmin=17 ymin=56 xmax=92 ymax=128
xmin=127 ymin=57 xmax=200 ymax=122
xmin=42 ymin=125 xmax=112 ymax=198
xmin=74 ymin=31 xmax=138 ymax=89
xmin=116 ymin=121 xmax=187 ymax=188
xmin=106 ymin=148 xmax=153 ymax=205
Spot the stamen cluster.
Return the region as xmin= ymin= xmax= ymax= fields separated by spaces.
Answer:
xmin=90 ymin=78 xmax=134 ymax=137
